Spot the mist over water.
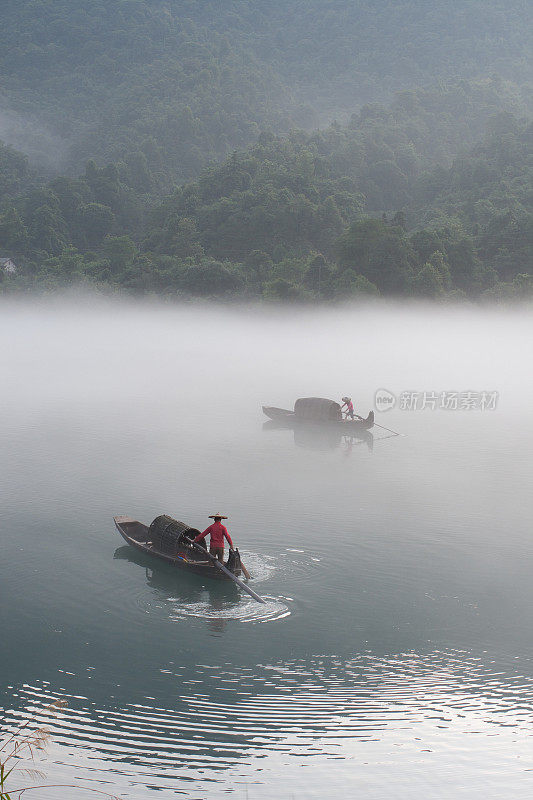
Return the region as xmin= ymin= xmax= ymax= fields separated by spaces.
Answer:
xmin=1 ymin=298 xmax=533 ymax=799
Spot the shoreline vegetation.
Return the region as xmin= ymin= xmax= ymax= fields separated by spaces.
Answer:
xmin=1 ymin=94 xmax=531 ymax=304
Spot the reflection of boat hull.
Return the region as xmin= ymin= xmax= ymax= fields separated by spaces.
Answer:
xmin=114 ymin=544 xmax=240 ymax=597
xmin=262 ymin=406 xmax=374 ymax=431
xmin=263 ymin=419 xmax=374 ymax=451
xmin=294 ymin=424 xmax=373 ymax=451
xmin=114 ymin=516 xmax=240 ymax=580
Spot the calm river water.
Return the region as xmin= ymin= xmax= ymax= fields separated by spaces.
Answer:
xmin=1 ymin=299 xmax=532 ymax=799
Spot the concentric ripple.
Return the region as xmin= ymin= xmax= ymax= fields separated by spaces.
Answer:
xmin=3 ymin=651 xmax=533 ymax=799
xmin=125 ymin=551 xmax=291 ymax=624
xmin=164 ymin=552 xmax=291 ymax=624
xmin=167 ymin=593 xmax=291 ymax=624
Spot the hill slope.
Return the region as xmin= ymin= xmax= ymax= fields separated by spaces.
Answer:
xmin=1 ymin=82 xmax=530 ymax=301
xmin=0 ymin=0 xmax=531 ymax=179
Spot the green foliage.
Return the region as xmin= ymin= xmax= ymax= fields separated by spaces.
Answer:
xmin=0 ymin=141 xmax=29 ymax=197
xmin=481 ymin=273 xmax=533 ymax=302
xmin=263 ymin=278 xmax=302 ymax=302
xmin=0 ymin=207 xmax=28 ymax=250
xmin=332 ymin=270 xmax=379 ymax=298
xmin=0 ymin=1 xmax=531 ymax=184
xmin=178 ymin=260 xmax=244 ymax=297
xmin=0 ymin=0 xmax=530 ymax=304
xmin=303 ymin=255 xmax=332 ymax=295
xmin=136 ymin=82 xmax=531 ymax=300
xmin=103 ymin=236 xmax=138 ymax=272
xmin=40 ymin=246 xmax=87 ymax=286
xmin=408 ymin=263 xmax=446 ymax=298
xmin=148 ymin=134 xmax=362 ymax=262
xmin=2 ymin=103 xmax=531 ymax=301
xmin=77 ymin=203 xmax=115 ymax=247
xmin=337 ymin=218 xmax=416 ymax=293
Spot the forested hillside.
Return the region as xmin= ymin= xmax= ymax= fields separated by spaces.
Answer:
xmin=0 ymin=1 xmax=531 ymax=301
xmin=1 ymin=81 xmax=530 ymax=300
xmin=1 ymin=0 xmax=531 ymax=179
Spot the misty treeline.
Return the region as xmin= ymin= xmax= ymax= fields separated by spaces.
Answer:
xmin=1 ymin=0 xmax=531 ymax=176
xmin=0 ymin=0 xmax=532 ymax=301
xmin=0 ymin=0 xmax=297 ymax=180
xmin=1 ymin=82 xmax=531 ymax=301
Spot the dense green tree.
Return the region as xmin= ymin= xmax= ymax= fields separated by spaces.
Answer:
xmin=41 ymin=247 xmax=86 ymax=283
xmin=103 ymin=236 xmax=138 ymax=272
xmin=302 ymin=255 xmax=332 ymax=296
xmin=0 ymin=43 xmax=530 ymax=303
xmin=408 ymin=263 xmax=446 ymax=298
xmin=337 ymin=219 xmax=415 ymax=293
xmin=481 ymin=273 xmax=533 ymax=302
xmin=28 ymin=205 xmax=68 ymax=255
xmin=160 ymin=217 xmax=204 ymax=259
xmin=0 ymin=207 xmax=28 ymax=250
xmin=76 ymin=203 xmax=115 ymax=247
xmin=0 ymin=0 xmax=530 ymax=184
xmin=48 ymin=176 xmax=91 ymax=227
xmin=245 ymin=250 xmax=274 ymax=283
xmin=332 ymin=269 xmax=379 ymax=298
xmin=263 ymin=278 xmax=302 ymax=301
xmin=178 ymin=260 xmax=244 ymax=297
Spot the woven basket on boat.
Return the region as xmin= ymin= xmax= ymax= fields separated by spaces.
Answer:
xmin=148 ymin=515 xmax=201 ymax=555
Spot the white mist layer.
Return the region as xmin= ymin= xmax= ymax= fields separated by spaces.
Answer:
xmin=1 ymin=297 xmax=531 ymax=412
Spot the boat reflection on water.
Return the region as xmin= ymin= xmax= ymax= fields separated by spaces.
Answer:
xmin=114 ymin=545 xmax=238 ymax=633
xmin=263 ymin=419 xmax=374 ymax=453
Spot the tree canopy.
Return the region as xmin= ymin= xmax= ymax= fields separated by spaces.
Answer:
xmin=0 ymin=1 xmax=531 ymax=182
xmin=0 ymin=3 xmax=531 ymax=302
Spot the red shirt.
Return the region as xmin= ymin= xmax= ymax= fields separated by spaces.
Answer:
xmin=194 ymin=521 xmax=233 ymax=549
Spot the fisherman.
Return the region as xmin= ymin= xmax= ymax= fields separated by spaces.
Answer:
xmin=341 ymin=396 xmax=355 ymax=419
xmin=193 ymin=514 xmax=234 ymax=561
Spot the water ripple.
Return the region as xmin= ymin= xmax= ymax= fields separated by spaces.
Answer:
xmin=166 ymin=594 xmax=291 ymax=624
xmin=4 ymin=650 xmax=533 ymax=797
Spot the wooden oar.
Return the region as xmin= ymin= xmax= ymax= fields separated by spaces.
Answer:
xmin=186 ymin=539 xmax=265 ymax=604
xmin=355 ymin=413 xmax=402 ymax=437
xmin=240 ymin=559 xmax=251 ymax=580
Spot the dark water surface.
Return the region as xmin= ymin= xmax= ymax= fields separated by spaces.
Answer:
xmin=1 ymin=300 xmax=532 ymax=799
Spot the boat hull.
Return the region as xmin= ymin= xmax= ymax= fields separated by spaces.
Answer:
xmin=262 ymin=406 xmax=374 ymax=430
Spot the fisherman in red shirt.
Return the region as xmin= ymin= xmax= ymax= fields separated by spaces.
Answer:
xmin=194 ymin=513 xmax=234 ymax=561
xmin=341 ymin=396 xmax=355 ymax=419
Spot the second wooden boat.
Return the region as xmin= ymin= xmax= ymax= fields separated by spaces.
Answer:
xmin=262 ymin=397 xmax=374 ymax=431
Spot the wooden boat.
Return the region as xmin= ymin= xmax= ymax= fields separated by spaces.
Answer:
xmin=114 ymin=515 xmax=242 ymax=580
xmin=262 ymin=397 xmax=374 ymax=431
